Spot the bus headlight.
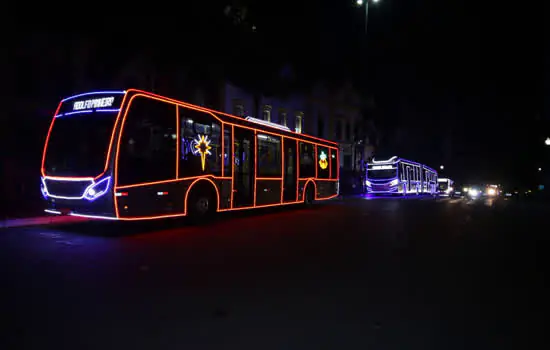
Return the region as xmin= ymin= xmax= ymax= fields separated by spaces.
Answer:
xmin=390 ymin=179 xmax=399 ymax=186
xmin=40 ymin=178 xmax=48 ymax=199
xmin=366 ymin=180 xmax=372 ymax=187
xmin=84 ymin=177 xmax=111 ymax=201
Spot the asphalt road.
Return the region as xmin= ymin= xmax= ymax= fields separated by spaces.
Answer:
xmin=0 ymin=196 xmax=543 ymax=350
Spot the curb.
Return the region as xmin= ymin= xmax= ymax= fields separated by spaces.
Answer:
xmin=0 ymin=215 xmax=87 ymax=229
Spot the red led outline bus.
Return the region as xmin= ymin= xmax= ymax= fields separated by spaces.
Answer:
xmin=41 ymin=89 xmax=339 ymax=221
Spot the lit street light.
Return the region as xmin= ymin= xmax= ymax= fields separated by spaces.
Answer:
xmin=440 ymin=165 xmax=444 ymax=170
xmin=545 ymin=137 xmax=550 ymax=146
xmin=538 ymin=168 xmax=542 ymax=172
xmin=356 ymin=0 xmax=381 ymax=35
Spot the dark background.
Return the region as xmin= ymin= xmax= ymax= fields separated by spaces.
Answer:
xmin=0 ymin=0 xmax=543 ymax=216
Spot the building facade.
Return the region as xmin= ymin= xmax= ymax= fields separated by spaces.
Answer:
xmin=219 ymin=81 xmax=307 ymax=135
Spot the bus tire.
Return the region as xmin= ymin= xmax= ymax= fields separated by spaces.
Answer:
xmin=187 ymin=185 xmax=217 ymax=223
xmin=304 ymin=183 xmax=315 ymax=206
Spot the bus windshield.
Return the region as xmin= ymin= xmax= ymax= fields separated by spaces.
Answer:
xmin=44 ymin=112 xmax=118 ymax=177
xmin=367 ymin=168 xmax=397 ymax=179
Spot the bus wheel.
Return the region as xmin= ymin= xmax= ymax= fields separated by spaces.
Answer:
xmin=187 ymin=187 xmax=217 ymax=222
xmin=304 ymin=184 xmax=315 ymax=206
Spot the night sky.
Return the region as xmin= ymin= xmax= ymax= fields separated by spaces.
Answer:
xmin=1 ymin=0 xmax=542 ymax=187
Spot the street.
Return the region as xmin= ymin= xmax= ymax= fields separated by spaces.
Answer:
xmin=0 ymin=196 xmax=542 ymax=350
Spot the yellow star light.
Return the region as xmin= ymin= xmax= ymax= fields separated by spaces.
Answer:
xmin=319 ymin=151 xmax=328 ymax=170
xmin=194 ymin=134 xmax=212 ymax=171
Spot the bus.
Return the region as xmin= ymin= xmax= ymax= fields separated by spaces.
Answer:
xmin=437 ymin=177 xmax=455 ymax=197
xmin=365 ymin=156 xmax=437 ymax=195
xmin=41 ymin=89 xmax=339 ymax=221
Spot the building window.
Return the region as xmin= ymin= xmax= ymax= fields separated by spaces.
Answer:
xmin=233 ymin=100 xmax=244 ymax=117
xmin=334 ymin=119 xmax=342 ymax=140
xmin=317 ymin=114 xmax=324 ymax=138
xmin=279 ymin=110 xmax=287 ymax=126
xmin=262 ymin=105 xmax=272 ymax=122
xmin=295 ymin=112 xmax=303 ymax=133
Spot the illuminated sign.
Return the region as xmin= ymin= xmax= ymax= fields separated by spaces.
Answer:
xmin=73 ymin=97 xmax=115 ymax=111
xmin=371 ymin=165 xmax=394 ymax=170
xmin=194 ymin=134 xmax=212 ymax=171
xmin=56 ymin=91 xmax=126 ymax=116
xmin=319 ymin=151 xmax=328 ymax=170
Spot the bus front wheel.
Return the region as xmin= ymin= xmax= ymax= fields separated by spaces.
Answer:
xmin=187 ymin=186 xmax=217 ymax=222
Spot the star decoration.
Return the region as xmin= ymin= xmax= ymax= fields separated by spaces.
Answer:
xmin=194 ymin=134 xmax=212 ymax=171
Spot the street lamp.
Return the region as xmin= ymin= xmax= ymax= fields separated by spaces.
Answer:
xmin=545 ymin=137 xmax=550 ymax=146
xmin=440 ymin=165 xmax=444 ymax=170
xmin=356 ymin=0 xmax=380 ymax=35
xmin=539 ymin=168 xmax=542 ymax=172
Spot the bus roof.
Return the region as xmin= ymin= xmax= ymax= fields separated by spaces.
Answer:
xmin=57 ymin=89 xmax=338 ymax=148
xmin=369 ymin=156 xmax=437 ymax=173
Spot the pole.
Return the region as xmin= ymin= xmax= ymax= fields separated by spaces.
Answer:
xmin=365 ymin=1 xmax=369 ymax=35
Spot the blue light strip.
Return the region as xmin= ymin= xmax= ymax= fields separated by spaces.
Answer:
xmin=55 ymin=108 xmax=121 ymax=118
xmin=61 ymin=90 xmax=126 ymax=103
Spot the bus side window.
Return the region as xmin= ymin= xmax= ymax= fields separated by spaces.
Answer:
xmin=257 ymin=134 xmax=281 ymax=177
xmin=317 ymin=146 xmax=329 ymax=179
xmin=299 ymin=142 xmax=315 ymax=178
xmin=224 ymin=128 xmax=232 ymax=177
xmin=179 ymin=107 xmax=222 ymax=177
xmin=118 ymin=96 xmax=177 ymax=186
xmin=330 ymin=147 xmax=338 ymax=179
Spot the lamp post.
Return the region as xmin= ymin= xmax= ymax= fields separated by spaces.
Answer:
xmin=356 ymin=0 xmax=380 ymax=35
xmin=545 ymin=137 xmax=550 ymax=146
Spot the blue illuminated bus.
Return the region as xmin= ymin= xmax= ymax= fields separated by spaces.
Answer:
xmin=365 ymin=156 xmax=438 ymax=195
xmin=41 ymin=89 xmax=339 ymax=221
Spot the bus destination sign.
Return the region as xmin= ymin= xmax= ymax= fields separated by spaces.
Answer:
xmin=57 ymin=92 xmax=125 ymax=116
xmin=73 ymin=97 xmax=115 ymax=110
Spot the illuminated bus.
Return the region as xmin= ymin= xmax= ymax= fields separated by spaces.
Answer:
xmin=41 ymin=89 xmax=339 ymax=221
xmin=437 ymin=177 xmax=455 ymax=197
xmin=365 ymin=156 xmax=437 ymax=195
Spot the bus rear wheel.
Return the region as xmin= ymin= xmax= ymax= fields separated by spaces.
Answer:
xmin=304 ymin=184 xmax=315 ymax=206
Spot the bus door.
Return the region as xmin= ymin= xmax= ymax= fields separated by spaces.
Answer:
xmin=233 ymin=127 xmax=255 ymax=207
xmin=283 ymin=138 xmax=298 ymax=202
xmin=407 ymin=166 xmax=412 ymax=192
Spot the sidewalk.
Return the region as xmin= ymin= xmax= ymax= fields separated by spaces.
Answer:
xmin=0 ymin=214 xmax=87 ymax=229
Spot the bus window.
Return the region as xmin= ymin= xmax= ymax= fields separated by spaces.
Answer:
xmin=179 ymin=107 xmax=221 ymax=177
xmin=257 ymin=134 xmax=281 ymax=177
xmin=223 ymin=128 xmax=232 ymax=177
xmin=317 ymin=146 xmax=329 ymax=179
xmin=330 ymin=148 xmax=338 ymax=179
xmin=117 ymin=97 xmax=177 ymax=186
xmin=299 ymin=142 xmax=315 ymax=178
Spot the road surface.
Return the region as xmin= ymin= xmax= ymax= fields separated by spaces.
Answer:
xmin=0 ymin=196 xmax=542 ymax=349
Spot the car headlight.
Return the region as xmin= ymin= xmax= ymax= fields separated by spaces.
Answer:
xmin=469 ymin=188 xmax=479 ymax=197
xmin=84 ymin=177 xmax=111 ymax=201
